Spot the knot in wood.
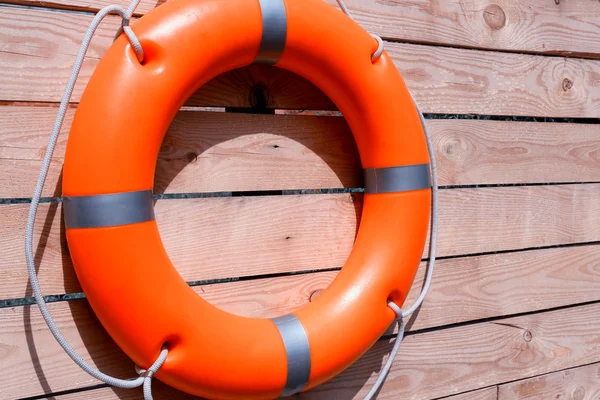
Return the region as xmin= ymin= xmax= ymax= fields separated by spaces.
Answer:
xmin=483 ymin=4 xmax=506 ymax=30
xmin=562 ymin=78 xmax=574 ymax=91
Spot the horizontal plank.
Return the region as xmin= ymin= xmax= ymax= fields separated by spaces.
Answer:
xmin=0 ymin=194 xmax=358 ymax=300
xmin=28 ymin=242 xmax=600 ymax=332
xmin=299 ymin=303 xmax=600 ymax=399
xmin=327 ymin=0 xmax=600 ymax=59
xmin=443 ymin=387 xmax=498 ymax=400
xmin=0 ymin=106 xmax=360 ymax=197
xmin=6 ymin=236 xmax=600 ymax=332
xmin=6 ymin=0 xmax=600 ymax=58
xmin=54 ymin=383 xmax=197 ymax=399
xmin=498 ymin=363 xmax=600 ymax=399
xmin=56 ymin=383 xmax=501 ymax=399
xmin=3 ymin=297 xmax=600 ymax=398
xmin=2 ymin=105 xmax=600 ymax=198
xmin=2 ymin=8 xmax=600 ymax=117
xmin=2 ymin=184 xmax=599 ymax=300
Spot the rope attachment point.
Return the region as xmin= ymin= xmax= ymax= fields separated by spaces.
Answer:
xmin=335 ymin=0 xmax=385 ymax=62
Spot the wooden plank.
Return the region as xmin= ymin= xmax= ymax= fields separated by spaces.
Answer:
xmin=0 ymin=195 xmax=359 ymax=299
xmin=2 ymin=184 xmax=600 ymax=300
xmin=2 ymin=8 xmax=600 ymax=117
xmin=301 ymin=303 xmax=600 ymax=400
xmin=0 ymin=7 xmax=331 ymax=109
xmin=443 ymin=387 xmax=498 ymax=400
xmin=54 ymin=383 xmax=197 ymax=399
xmin=2 ymin=105 xmax=600 ymax=198
xmin=5 ymin=0 xmax=600 ymax=58
xmin=2 ymin=298 xmax=600 ymax=399
xmin=0 ymin=106 xmax=360 ymax=197
xmin=498 ymin=363 xmax=600 ymax=400
xmin=55 ymin=383 xmax=500 ymax=399
xmin=6 ymin=240 xmax=600 ymax=332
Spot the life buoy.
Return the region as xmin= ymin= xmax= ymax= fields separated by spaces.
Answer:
xmin=62 ymin=0 xmax=431 ymax=398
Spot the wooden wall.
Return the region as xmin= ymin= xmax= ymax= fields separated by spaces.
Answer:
xmin=1 ymin=0 xmax=599 ymax=399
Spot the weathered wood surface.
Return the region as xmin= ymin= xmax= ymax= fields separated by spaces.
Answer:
xmin=3 ymin=300 xmax=599 ymax=399
xmin=444 ymin=387 xmax=498 ymax=400
xmin=2 ymin=8 xmax=600 ymax=117
xmin=4 ymin=0 xmax=600 ymax=58
xmin=498 ymin=363 xmax=600 ymax=400
xmin=2 ymin=184 xmax=599 ymax=300
xmin=4 ymin=242 xmax=600 ymax=339
xmin=300 ymin=303 xmax=600 ymax=399
xmin=55 ymin=384 xmax=501 ymax=400
xmin=2 ymin=106 xmax=600 ymax=198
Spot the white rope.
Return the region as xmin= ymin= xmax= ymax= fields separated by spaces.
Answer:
xmin=336 ymin=6 xmax=438 ymax=400
xmin=363 ymin=100 xmax=439 ymax=400
xmin=24 ymin=1 xmax=165 ymax=398
xmin=335 ymin=0 xmax=385 ymax=61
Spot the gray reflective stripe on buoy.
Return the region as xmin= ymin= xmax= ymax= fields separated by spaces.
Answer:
xmin=255 ymin=0 xmax=287 ymax=64
xmin=272 ymin=314 xmax=311 ymax=397
xmin=63 ymin=190 xmax=155 ymax=229
xmin=364 ymin=164 xmax=431 ymax=194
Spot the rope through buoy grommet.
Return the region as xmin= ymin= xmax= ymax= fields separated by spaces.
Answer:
xmin=335 ymin=0 xmax=385 ymax=62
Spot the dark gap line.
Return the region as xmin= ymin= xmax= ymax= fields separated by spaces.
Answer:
xmin=440 ymin=181 xmax=600 ymax=189
xmin=431 ymin=240 xmax=600 ymax=264
xmin=0 ymin=1 xmax=97 ymax=15
xmin=381 ymin=36 xmax=600 ymax=61
xmin=476 ymin=360 xmax=600 ymax=392
xmin=3 ymin=241 xmax=599 ymax=309
xmin=432 ymin=385 xmax=498 ymax=400
xmin=423 ymin=113 xmax=600 ymax=124
xmin=2 ymin=180 xmax=599 ymax=204
xmin=2 ymin=99 xmax=599 ymax=124
xmin=19 ymin=383 xmax=110 ymax=400
xmin=387 ymin=298 xmax=600 ymax=341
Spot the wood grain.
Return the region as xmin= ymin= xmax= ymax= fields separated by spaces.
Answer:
xmin=55 ymin=383 xmax=501 ymax=399
xmin=5 ymin=0 xmax=600 ymax=58
xmin=299 ymin=303 xmax=600 ymax=399
xmin=2 ymin=106 xmax=600 ymax=198
xmin=2 ymin=184 xmax=599 ymax=300
xmin=443 ymin=387 xmax=498 ymax=400
xmin=3 ymin=300 xmax=599 ymax=399
xmin=2 ymin=8 xmax=600 ymax=117
xmin=498 ymin=363 xmax=600 ymax=400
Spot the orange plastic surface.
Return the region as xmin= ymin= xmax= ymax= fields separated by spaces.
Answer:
xmin=63 ymin=0 xmax=431 ymax=398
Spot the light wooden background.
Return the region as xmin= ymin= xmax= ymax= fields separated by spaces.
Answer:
xmin=1 ymin=0 xmax=600 ymax=399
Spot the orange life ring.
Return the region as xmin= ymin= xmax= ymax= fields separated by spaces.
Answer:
xmin=62 ymin=0 xmax=431 ymax=398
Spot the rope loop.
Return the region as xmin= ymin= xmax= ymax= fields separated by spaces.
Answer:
xmin=336 ymin=0 xmax=385 ymax=62
xmin=371 ymin=34 xmax=384 ymax=62
xmin=387 ymin=301 xmax=403 ymax=321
